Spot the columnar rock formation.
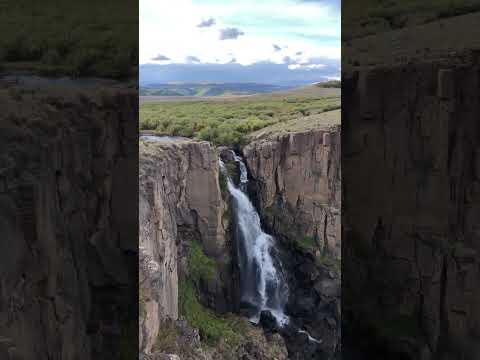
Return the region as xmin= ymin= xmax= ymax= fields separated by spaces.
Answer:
xmin=243 ymin=127 xmax=341 ymax=258
xmin=139 ymin=117 xmax=342 ymax=359
xmin=343 ymin=13 xmax=480 ymax=359
xmin=0 ymin=85 xmax=138 ymax=359
xmin=242 ymin=125 xmax=342 ymax=358
xmin=139 ymin=139 xmax=231 ymax=355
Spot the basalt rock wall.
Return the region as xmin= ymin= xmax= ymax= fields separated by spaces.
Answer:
xmin=243 ymin=127 xmax=341 ymax=259
xmin=0 ymin=84 xmax=138 ymax=360
xmin=343 ymin=58 xmax=480 ymax=359
xmin=139 ymin=139 xmax=232 ymax=355
xmin=242 ymin=127 xmax=342 ymax=359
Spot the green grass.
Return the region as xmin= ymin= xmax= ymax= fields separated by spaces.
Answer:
xmin=316 ymin=254 xmax=341 ymax=273
xmin=317 ymin=80 xmax=341 ymax=88
xmin=249 ymin=109 xmax=340 ymax=141
xmin=0 ymin=0 xmax=137 ymax=79
xmin=179 ymin=280 xmax=243 ymax=345
xmin=297 ymin=236 xmax=318 ymax=251
xmin=345 ymin=0 xmax=480 ymax=38
xmin=188 ymin=240 xmax=217 ymax=283
xmin=139 ymin=94 xmax=340 ymax=146
xmin=140 ymin=83 xmax=285 ymax=97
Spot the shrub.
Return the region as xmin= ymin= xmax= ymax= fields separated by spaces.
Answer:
xmin=179 ymin=280 xmax=240 ymax=344
xmin=187 ymin=240 xmax=216 ymax=283
xmin=317 ymin=80 xmax=341 ymax=88
xmin=139 ymin=95 xmax=340 ymax=146
xmin=297 ymin=236 xmax=318 ymax=251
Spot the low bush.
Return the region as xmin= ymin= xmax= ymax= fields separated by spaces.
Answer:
xmin=187 ymin=240 xmax=216 ymax=284
xmin=140 ymin=95 xmax=340 ymax=146
xmin=179 ymin=280 xmax=241 ymax=345
xmin=297 ymin=236 xmax=318 ymax=251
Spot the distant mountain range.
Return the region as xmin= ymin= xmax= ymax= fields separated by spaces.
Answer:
xmin=140 ymin=61 xmax=340 ymax=87
xmin=140 ymin=83 xmax=293 ymax=97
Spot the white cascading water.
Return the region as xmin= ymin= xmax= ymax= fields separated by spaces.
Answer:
xmin=220 ymin=153 xmax=289 ymax=327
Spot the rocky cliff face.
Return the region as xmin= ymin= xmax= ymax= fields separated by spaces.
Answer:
xmin=243 ymin=127 xmax=341 ymax=259
xmin=343 ymin=36 xmax=480 ymax=358
xmin=242 ymin=125 xmax=342 ymax=358
xmin=139 ymin=117 xmax=342 ymax=359
xmin=0 ymin=84 xmax=138 ymax=359
xmin=139 ymin=139 xmax=232 ymax=355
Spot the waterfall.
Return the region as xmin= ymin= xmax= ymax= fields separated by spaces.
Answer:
xmin=231 ymin=152 xmax=248 ymax=188
xmin=220 ymin=154 xmax=289 ymax=327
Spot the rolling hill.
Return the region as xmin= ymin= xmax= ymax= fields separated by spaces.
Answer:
xmin=140 ymin=83 xmax=293 ymax=97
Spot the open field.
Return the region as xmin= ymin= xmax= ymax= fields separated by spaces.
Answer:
xmin=140 ymin=94 xmax=259 ymax=104
xmin=0 ymin=0 xmax=137 ymax=79
xmin=140 ymin=86 xmax=339 ymax=103
xmin=344 ymin=11 xmax=480 ymax=68
xmin=139 ymin=85 xmax=340 ymax=146
xmin=140 ymin=83 xmax=291 ymax=97
xmin=344 ymin=0 xmax=480 ymax=39
xmin=249 ymin=108 xmax=340 ymax=141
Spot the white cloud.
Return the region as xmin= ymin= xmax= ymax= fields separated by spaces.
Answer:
xmin=197 ymin=17 xmax=216 ymax=27
xmin=140 ymin=0 xmax=339 ymax=65
xmin=219 ymin=27 xmax=245 ymax=40
xmin=288 ymin=63 xmax=326 ymax=70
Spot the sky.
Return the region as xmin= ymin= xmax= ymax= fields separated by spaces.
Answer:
xmin=140 ymin=0 xmax=340 ymax=83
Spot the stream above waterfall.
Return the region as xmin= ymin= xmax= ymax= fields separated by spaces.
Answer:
xmin=140 ymin=134 xmax=190 ymax=142
xmin=219 ymin=153 xmax=289 ymax=327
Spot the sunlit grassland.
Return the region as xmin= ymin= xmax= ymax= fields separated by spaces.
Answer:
xmin=140 ymin=91 xmax=341 ymax=146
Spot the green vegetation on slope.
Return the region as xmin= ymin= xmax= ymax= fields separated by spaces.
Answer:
xmin=317 ymin=80 xmax=341 ymax=88
xmin=188 ymin=240 xmax=217 ymax=284
xmin=0 ymin=0 xmax=137 ymax=79
xmin=249 ymin=109 xmax=340 ymax=141
xmin=345 ymin=0 xmax=480 ymax=38
xmin=140 ymin=83 xmax=287 ymax=97
xmin=297 ymin=236 xmax=318 ymax=251
xmin=180 ymin=241 xmax=249 ymax=346
xmin=140 ymin=94 xmax=340 ymax=146
xmin=179 ymin=280 xmax=245 ymax=345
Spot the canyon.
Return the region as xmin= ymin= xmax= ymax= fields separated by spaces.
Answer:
xmin=139 ymin=110 xmax=341 ymax=359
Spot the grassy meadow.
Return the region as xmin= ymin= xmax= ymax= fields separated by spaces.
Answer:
xmin=0 ymin=0 xmax=137 ymax=79
xmin=344 ymin=0 xmax=480 ymax=38
xmin=140 ymin=86 xmax=340 ymax=146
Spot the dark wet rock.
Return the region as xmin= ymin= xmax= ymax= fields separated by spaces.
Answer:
xmin=218 ymin=146 xmax=236 ymax=162
xmin=314 ymin=278 xmax=339 ymax=299
xmin=260 ymin=310 xmax=279 ymax=333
